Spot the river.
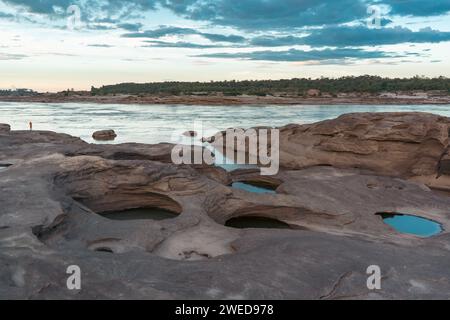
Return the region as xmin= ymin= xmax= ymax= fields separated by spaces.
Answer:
xmin=1 ymin=102 xmax=449 ymax=144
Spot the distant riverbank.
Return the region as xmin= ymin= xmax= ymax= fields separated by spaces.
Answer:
xmin=1 ymin=92 xmax=450 ymax=105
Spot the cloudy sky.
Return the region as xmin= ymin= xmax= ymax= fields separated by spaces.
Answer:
xmin=1 ymin=0 xmax=449 ymax=92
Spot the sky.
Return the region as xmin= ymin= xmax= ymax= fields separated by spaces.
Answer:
xmin=0 ymin=0 xmax=449 ymax=92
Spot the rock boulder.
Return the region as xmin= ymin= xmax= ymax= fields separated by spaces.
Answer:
xmin=93 ymin=129 xmax=117 ymax=141
xmin=0 ymin=123 xmax=11 ymax=134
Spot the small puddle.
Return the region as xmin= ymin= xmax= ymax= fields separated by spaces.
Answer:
xmin=226 ymin=216 xmax=291 ymax=229
xmin=232 ymin=182 xmax=276 ymax=194
xmin=377 ymin=213 xmax=443 ymax=237
xmin=100 ymin=208 xmax=178 ymax=221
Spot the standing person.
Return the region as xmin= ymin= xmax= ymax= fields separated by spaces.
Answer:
xmin=29 ymin=121 xmax=33 ymax=131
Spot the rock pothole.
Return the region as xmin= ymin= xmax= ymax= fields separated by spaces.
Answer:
xmin=178 ymin=251 xmax=212 ymax=261
xmin=231 ymin=173 xmax=282 ymax=189
xmin=94 ymin=247 xmax=115 ymax=253
xmin=32 ymin=214 xmax=68 ymax=242
xmin=73 ymin=192 xmax=183 ymax=220
xmin=99 ymin=207 xmax=180 ymax=221
xmin=225 ymin=216 xmax=292 ymax=229
xmin=87 ymin=238 xmax=123 ymax=254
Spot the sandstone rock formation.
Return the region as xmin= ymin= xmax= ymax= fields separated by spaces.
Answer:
xmin=92 ymin=129 xmax=117 ymax=141
xmin=277 ymin=113 xmax=450 ymax=177
xmin=211 ymin=112 xmax=450 ymax=190
xmin=1 ymin=112 xmax=450 ymax=299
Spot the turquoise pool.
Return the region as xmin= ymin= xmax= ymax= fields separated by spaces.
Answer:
xmin=378 ymin=213 xmax=443 ymax=237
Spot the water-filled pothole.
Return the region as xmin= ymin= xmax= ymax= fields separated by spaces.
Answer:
xmin=100 ymin=207 xmax=179 ymax=221
xmin=377 ymin=213 xmax=443 ymax=237
xmin=231 ymin=182 xmax=276 ymax=194
xmin=225 ymin=216 xmax=291 ymax=229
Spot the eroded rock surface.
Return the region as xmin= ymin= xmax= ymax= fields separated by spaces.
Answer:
xmin=278 ymin=112 xmax=450 ymax=177
xmin=212 ymin=112 xmax=450 ymax=190
xmin=1 ymin=113 xmax=450 ymax=299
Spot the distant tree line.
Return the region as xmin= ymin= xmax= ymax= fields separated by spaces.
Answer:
xmin=90 ymin=76 xmax=450 ymax=96
xmin=0 ymin=88 xmax=38 ymax=96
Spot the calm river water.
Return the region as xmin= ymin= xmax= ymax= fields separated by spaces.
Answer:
xmin=1 ymin=102 xmax=449 ymax=144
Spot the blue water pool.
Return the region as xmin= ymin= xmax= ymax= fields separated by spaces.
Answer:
xmin=378 ymin=213 xmax=443 ymax=237
xmin=232 ymin=182 xmax=276 ymax=194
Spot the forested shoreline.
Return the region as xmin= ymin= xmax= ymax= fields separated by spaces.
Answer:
xmin=90 ymin=76 xmax=450 ymax=97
